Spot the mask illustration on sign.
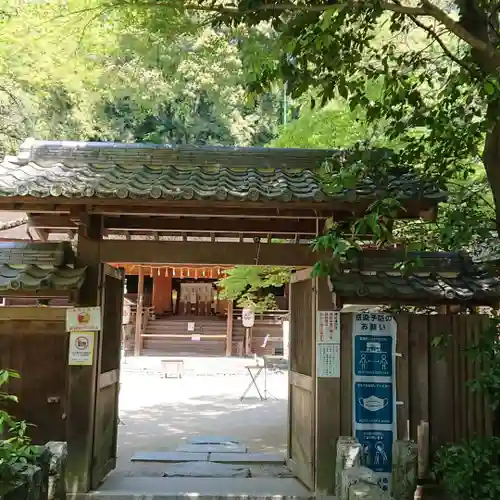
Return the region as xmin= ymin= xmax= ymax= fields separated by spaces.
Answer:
xmin=359 ymin=395 xmax=389 ymax=412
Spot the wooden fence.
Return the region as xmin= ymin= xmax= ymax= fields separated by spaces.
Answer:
xmin=0 ymin=307 xmax=68 ymax=444
xmin=332 ymin=313 xmax=493 ymax=456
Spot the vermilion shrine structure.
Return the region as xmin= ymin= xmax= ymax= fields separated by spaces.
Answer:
xmin=0 ymin=139 xmax=498 ymax=496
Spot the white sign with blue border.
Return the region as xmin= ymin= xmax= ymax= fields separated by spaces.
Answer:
xmin=352 ymin=313 xmax=397 ymax=492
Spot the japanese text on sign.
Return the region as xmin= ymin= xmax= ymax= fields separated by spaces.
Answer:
xmin=354 ymin=313 xmax=392 ymax=334
xmin=316 ymin=310 xmax=341 ymax=378
xmin=317 ymin=311 xmax=340 ymax=343
xmin=352 ymin=312 xmax=397 ymax=492
xmin=316 ymin=343 xmax=340 ymax=378
xmin=68 ymin=332 xmax=95 ymax=366
xmin=66 ymin=307 xmax=101 ymax=332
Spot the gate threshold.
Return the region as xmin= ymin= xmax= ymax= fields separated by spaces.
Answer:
xmin=77 ymin=476 xmax=318 ymax=499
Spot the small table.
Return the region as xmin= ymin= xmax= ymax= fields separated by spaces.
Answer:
xmin=240 ymin=365 xmax=264 ymax=401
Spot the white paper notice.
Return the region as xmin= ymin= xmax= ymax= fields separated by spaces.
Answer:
xmin=317 ymin=343 xmax=341 ymax=378
xmin=317 ymin=311 xmax=340 ymax=343
xmin=68 ymin=332 xmax=95 ymax=366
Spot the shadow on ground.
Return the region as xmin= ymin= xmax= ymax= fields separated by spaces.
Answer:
xmin=117 ymin=394 xmax=287 ymax=477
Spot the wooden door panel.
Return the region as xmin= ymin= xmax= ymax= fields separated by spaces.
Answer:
xmin=91 ymin=266 xmax=124 ymax=489
xmin=287 ymin=270 xmax=315 ymax=490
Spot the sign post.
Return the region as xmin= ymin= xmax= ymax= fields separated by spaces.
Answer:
xmin=242 ymin=308 xmax=255 ymax=328
xmin=242 ymin=308 xmax=255 ymax=356
xmin=352 ymin=313 xmax=397 ymax=492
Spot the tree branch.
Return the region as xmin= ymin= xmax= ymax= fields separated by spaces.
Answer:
xmin=175 ymin=0 xmax=500 ymax=65
xmin=181 ymin=1 xmax=427 ymax=16
xmin=404 ymin=11 xmax=476 ymax=75
xmin=420 ymin=0 xmax=500 ymax=65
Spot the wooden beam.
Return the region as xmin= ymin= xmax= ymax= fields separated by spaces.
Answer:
xmin=33 ymin=228 xmax=48 ymax=242
xmin=22 ymin=202 xmax=340 ymax=219
xmin=0 ymin=307 xmax=66 ymax=322
xmin=28 ymin=214 xmax=76 ymax=229
xmin=67 ymin=215 xmax=102 ymax=494
xmin=28 ymin=214 xmax=320 ymax=235
xmin=134 ymin=267 xmax=145 ymax=357
xmin=100 ymin=240 xmax=318 ymax=267
xmin=8 ymin=198 xmax=439 ymax=220
xmin=103 ymin=216 xmax=319 ymax=234
xmin=226 ymin=301 xmax=233 ymax=357
xmin=0 ymin=290 xmax=72 ymax=298
xmin=69 ymin=209 xmax=90 ymax=228
xmin=27 ymin=215 xmax=383 ymax=242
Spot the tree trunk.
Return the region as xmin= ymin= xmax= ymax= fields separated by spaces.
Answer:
xmin=482 ymin=117 xmax=500 ymax=235
xmin=482 ymin=115 xmax=500 ymax=437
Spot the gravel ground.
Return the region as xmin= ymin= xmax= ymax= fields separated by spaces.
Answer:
xmin=115 ymin=358 xmax=289 ymax=478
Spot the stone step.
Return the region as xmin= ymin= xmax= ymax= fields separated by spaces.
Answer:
xmin=176 ymin=444 xmax=248 ymax=454
xmin=89 ymin=476 xmax=312 ymax=498
xmin=209 ymin=453 xmax=285 ymax=465
xmin=131 ymin=451 xmax=209 ymax=462
xmin=187 ymin=436 xmax=241 ymax=445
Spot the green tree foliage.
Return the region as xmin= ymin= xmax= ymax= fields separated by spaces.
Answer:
xmin=124 ymin=0 xmax=500 ymax=257
xmin=0 ymin=0 xmax=283 ymax=155
xmin=273 ymin=97 xmax=496 ymax=256
xmin=217 ymin=266 xmax=290 ymax=312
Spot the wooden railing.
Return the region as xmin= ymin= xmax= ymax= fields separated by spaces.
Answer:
xmin=232 ymin=309 xmax=288 ymax=322
xmin=127 ymin=305 xmax=155 ymax=322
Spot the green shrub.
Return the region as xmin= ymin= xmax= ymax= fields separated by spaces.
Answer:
xmin=0 ymin=369 xmax=38 ymax=482
xmin=433 ymin=437 xmax=500 ymax=500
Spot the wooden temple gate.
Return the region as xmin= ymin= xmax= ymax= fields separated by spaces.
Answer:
xmin=1 ymin=140 xmax=497 ymax=495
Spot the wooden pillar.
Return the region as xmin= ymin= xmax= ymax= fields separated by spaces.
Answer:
xmin=66 ymin=215 xmax=102 ymax=494
xmin=225 ymin=301 xmax=233 ymax=356
xmin=164 ymin=275 xmax=172 ymax=313
xmin=152 ymin=274 xmax=172 ymax=315
xmin=314 ymin=276 xmax=341 ymax=494
xmin=152 ymin=274 xmax=160 ymax=314
xmin=134 ymin=267 xmax=144 ymax=356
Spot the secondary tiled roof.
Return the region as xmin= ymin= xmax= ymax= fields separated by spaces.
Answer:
xmin=0 ymin=140 xmax=446 ymax=203
xmin=330 ymin=251 xmax=500 ymax=304
xmin=0 ymin=212 xmax=29 ymax=240
xmin=0 ymin=264 xmax=86 ymax=292
xmin=0 ymin=242 xmax=74 ymax=266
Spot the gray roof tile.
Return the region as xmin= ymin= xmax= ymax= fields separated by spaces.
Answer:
xmin=330 ymin=251 xmax=500 ymax=304
xmin=0 ymin=264 xmax=86 ymax=292
xmin=0 ymin=140 xmax=446 ymax=203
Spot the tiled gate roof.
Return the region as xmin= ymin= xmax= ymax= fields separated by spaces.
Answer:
xmin=330 ymin=251 xmax=500 ymax=304
xmin=0 ymin=140 xmax=446 ymax=203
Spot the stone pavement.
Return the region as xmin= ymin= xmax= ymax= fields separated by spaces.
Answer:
xmin=97 ymin=368 xmax=306 ymax=497
xmin=121 ymin=355 xmax=285 ymax=377
xmin=112 ymin=358 xmax=290 ymax=487
xmin=92 ymin=477 xmax=310 ymax=497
